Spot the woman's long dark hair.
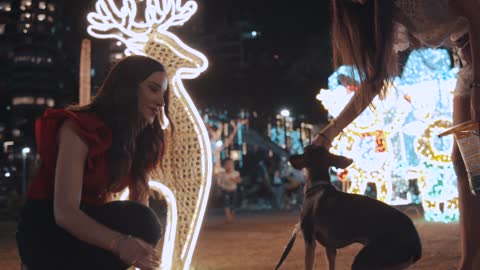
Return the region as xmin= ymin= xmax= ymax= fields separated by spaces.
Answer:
xmin=332 ymin=0 xmax=398 ymax=106
xmin=69 ymin=55 xmax=171 ymax=200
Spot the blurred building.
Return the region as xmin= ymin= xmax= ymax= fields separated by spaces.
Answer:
xmin=0 ymin=0 xmax=75 ymax=194
xmin=199 ymin=16 xmax=268 ymax=79
xmin=0 ymin=0 xmax=73 ymax=143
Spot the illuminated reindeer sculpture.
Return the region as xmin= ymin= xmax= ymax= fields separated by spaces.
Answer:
xmin=87 ymin=1 xmax=212 ymax=269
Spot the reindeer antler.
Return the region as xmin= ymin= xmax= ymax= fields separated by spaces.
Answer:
xmin=87 ymin=0 xmax=152 ymax=55
xmin=87 ymin=0 xmax=198 ymax=55
xmin=152 ymin=0 xmax=197 ymax=31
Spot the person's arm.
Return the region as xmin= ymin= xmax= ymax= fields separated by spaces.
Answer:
xmin=54 ymin=121 xmax=158 ymax=269
xmin=222 ymin=120 xmax=239 ymax=149
xmin=465 ymin=3 xmax=480 ymax=122
xmin=216 ymin=173 xmax=223 ymax=187
xmin=232 ymin=171 xmax=241 ymax=184
xmin=313 ymin=89 xmax=376 ymax=146
xmin=206 ymin=123 xmax=221 ymax=141
xmin=215 ymin=122 xmax=224 ymax=140
xmin=448 ymin=1 xmax=480 ymax=120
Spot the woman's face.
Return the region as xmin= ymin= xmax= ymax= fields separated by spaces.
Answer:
xmin=138 ymin=71 xmax=168 ymax=124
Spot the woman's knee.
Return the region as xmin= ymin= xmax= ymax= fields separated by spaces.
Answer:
xmin=119 ymin=202 xmax=163 ymax=244
xmin=88 ymin=201 xmax=162 ymax=245
xmin=138 ymin=205 xmax=162 ymax=239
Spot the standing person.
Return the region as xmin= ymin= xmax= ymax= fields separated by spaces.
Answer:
xmin=283 ymin=161 xmax=305 ymax=206
xmin=16 ymin=56 xmax=171 ymax=270
xmin=217 ymin=158 xmax=241 ymax=224
xmin=317 ymin=1 xmax=480 ymax=269
xmin=256 ymin=159 xmax=273 ymax=210
xmin=208 ymin=120 xmax=239 ymax=208
xmin=271 ymin=169 xmax=285 ymax=210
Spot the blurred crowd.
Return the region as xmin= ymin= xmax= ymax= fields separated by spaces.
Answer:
xmin=212 ymin=146 xmax=305 ymax=213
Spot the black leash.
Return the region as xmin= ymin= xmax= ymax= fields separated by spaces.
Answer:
xmin=274 ymin=223 xmax=300 ymax=270
xmin=274 ymin=181 xmax=331 ymax=269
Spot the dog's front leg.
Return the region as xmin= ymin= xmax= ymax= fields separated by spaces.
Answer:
xmin=304 ymin=240 xmax=316 ymax=270
xmin=325 ymin=247 xmax=336 ymax=270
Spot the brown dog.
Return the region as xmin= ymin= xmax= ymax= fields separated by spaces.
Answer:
xmin=288 ymin=145 xmax=421 ymax=270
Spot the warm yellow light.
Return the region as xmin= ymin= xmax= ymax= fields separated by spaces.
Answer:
xmin=87 ymin=1 xmax=212 ymax=269
xmin=415 ymin=118 xmax=452 ymax=165
xmin=322 ymin=83 xmax=459 ymax=221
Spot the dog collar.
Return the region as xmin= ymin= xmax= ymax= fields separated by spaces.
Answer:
xmin=305 ymin=181 xmax=332 ymax=197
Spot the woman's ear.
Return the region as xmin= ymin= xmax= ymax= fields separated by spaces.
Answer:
xmin=289 ymin=155 xmax=306 ymax=170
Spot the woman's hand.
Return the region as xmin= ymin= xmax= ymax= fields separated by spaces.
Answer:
xmin=312 ymin=133 xmax=332 ymax=149
xmin=117 ymin=235 xmax=160 ymax=270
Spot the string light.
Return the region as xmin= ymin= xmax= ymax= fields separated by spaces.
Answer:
xmin=415 ymin=118 xmax=453 ymax=165
xmin=319 ymin=48 xmax=460 ymax=222
xmin=88 ymin=1 xmax=212 ymax=269
xmin=87 ymin=0 xmax=198 ymax=55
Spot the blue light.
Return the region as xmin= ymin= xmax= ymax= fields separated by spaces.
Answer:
xmin=321 ymin=48 xmax=461 ymax=222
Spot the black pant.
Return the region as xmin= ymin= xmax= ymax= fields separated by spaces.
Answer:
xmin=221 ymin=190 xmax=237 ymax=209
xmin=16 ymin=200 xmax=162 ymax=270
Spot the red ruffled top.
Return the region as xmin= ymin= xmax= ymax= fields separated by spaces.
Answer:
xmin=27 ymin=109 xmax=131 ymax=205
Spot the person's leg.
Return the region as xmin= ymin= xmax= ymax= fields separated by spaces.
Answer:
xmin=17 ymin=200 xmax=162 ymax=270
xmin=279 ymin=185 xmax=286 ymax=209
xmin=85 ymin=200 xmax=162 ymax=246
xmin=75 ymin=200 xmax=163 ymax=270
xmin=16 ymin=201 xmax=68 ymax=270
xmin=227 ymin=191 xmax=236 ymax=223
xmin=272 ymin=186 xmax=278 ymax=209
xmin=231 ymin=189 xmax=238 ymax=218
xmin=270 ymin=185 xmax=280 ymax=209
xmin=453 ymin=94 xmax=480 ymax=270
xmin=224 ymin=207 xmax=233 ymax=223
xmin=221 ymin=190 xmax=233 ymax=223
xmin=278 ymin=186 xmax=284 ymax=209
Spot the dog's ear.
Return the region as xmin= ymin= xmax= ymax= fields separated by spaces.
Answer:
xmin=289 ymin=154 xmax=306 ymax=170
xmin=332 ymin=154 xmax=353 ymax=169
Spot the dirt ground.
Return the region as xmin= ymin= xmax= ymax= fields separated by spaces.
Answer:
xmin=0 ymin=211 xmax=461 ymax=270
xmin=191 ymin=212 xmax=461 ymax=270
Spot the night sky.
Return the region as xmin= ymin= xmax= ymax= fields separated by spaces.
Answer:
xmin=65 ymin=0 xmax=333 ymax=124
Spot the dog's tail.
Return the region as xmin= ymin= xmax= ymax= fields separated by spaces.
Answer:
xmin=274 ymin=222 xmax=301 ymax=270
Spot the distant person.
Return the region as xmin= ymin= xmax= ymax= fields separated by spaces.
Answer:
xmin=271 ymin=169 xmax=285 ymax=210
xmin=283 ymin=161 xmax=305 ymax=206
xmin=256 ymin=159 xmax=273 ymax=210
xmin=217 ymin=158 xmax=241 ymax=224
xmin=16 ymin=56 xmax=170 ymax=270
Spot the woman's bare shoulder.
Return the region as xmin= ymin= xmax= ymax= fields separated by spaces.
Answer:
xmin=58 ymin=119 xmax=89 ymax=150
